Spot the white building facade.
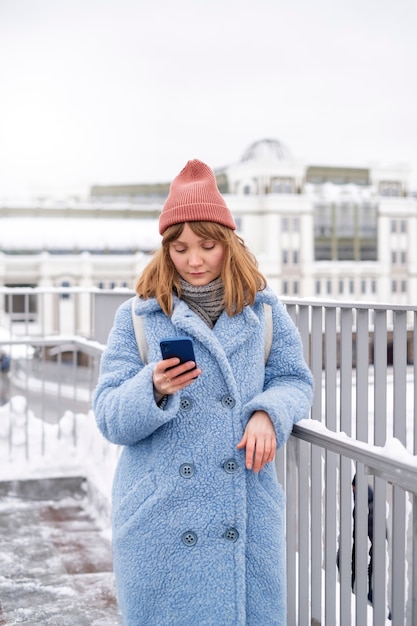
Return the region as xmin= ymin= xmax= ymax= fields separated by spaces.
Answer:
xmin=1 ymin=138 xmax=416 ymax=333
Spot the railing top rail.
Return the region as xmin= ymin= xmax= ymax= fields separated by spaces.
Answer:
xmin=1 ymin=286 xmax=417 ymax=313
xmin=0 ymin=335 xmax=106 ymax=351
xmin=293 ymin=421 xmax=417 ymax=494
xmin=0 ymin=286 xmax=134 ymax=295
xmin=282 ymin=296 xmax=417 ymax=313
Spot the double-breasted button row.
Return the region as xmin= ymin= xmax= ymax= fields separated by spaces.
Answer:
xmin=179 ymin=394 xmax=236 ymax=410
xmin=182 ymin=527 xmax=239 ymax=547
xmin=179 ymin=459 xmax=239 ymax=478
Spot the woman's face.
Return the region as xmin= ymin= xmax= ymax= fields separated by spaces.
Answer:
xmin=169 ymin=223 xmax=225 ymax=286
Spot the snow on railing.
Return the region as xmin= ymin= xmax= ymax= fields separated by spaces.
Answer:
xmin=293 ymin=419 xmax=417 ymax=494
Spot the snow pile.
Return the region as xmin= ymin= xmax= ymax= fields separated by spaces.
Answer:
xmin=0 ymin=394 xmax=119 ymax=508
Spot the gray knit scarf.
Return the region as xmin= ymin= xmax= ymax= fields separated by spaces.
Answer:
xmin=178 ymin=277 xmax=225 ymax=328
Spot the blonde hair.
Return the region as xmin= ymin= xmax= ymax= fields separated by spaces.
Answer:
xmin=136 ymin=221 xmax=266 ymax=316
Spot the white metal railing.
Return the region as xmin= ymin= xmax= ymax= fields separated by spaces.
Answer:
xmin=279 ymin=298 xmax=417 ymax=626
xmin=1 ymin=288 xmax=416 ymax=625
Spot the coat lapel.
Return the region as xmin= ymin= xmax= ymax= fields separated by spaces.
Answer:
xmin=170 ymin=300 xmax=261 ymax=364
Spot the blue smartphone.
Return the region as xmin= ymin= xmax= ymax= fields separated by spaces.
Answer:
xmin=160 ymin=337 xmax=197 ymax=369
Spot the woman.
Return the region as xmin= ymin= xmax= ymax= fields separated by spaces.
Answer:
xmin=93 ymin=159 xmax=314 ymax=625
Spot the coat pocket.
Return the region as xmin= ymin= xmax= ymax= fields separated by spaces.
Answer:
xmin=255 ymin=470 xmax=285 ymax=512
xmin=113 ymin=472 xmax=157 ymax=531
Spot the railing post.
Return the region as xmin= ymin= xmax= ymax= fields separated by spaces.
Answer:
xmin=325 ymin=307 xmax=338 ymax=624
xmin=392 ymin=310 xmax=408 ymax=623
xmin=339 ymin=307 xmax=353 ymax=626
xmin=373 ymin=309 xmax=389 ymax=624
xmin=310 ymin=305 xmax=323 ymax=624
xmin=413 ymin=311 xmax=417 ymax=624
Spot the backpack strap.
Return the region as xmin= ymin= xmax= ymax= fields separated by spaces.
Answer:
xmin=131 ymin=297 xmax=148 ymax=364
xmin=131 ymin=297 xmax=273 ymax=365
xmin=263 ymin=302 xmax=273 ymax=363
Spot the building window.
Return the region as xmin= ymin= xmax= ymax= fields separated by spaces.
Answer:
xmin=281 ymin=216 xmax=300 ymax=234
xmin=293 ymin=281 xmax=299 ymax=295
xmin=326 ymin=280 xmax=332 ymax=295
xmin=281 ymin=248 xmax=298 ymax=265
xmin=272 ymin=177 xmax=295 ymax=193
xmin=283 ymin=280 xmax=289 ymax=295
xmin=392 ymin=218 xmax=408 ymax=234
xmin=4 ymin=284 xmax=37 ymax=322
xmin=401 ymin=280 xmax=407 ymax=293
xmin=315 ymin=280 xmax=321 ymax=295
xmin=371 ymin=279 xmax=376 ymax=294
xmin=379 ymin=181 xmax=401 ymax=196
xmin=314 ymin=201 xmax=377 ymax=261
xmin=60 ymin=281 xmax=71 ymax=300
xmin=401 ymin=251 xmax=407 ymax=264
xmin=338 ymin=280 xmax=344 ymax=295
xmin=392 ymin=280 xmax=397 ymax=293
xmin=391 ymin=251 xmax=397 ymax=264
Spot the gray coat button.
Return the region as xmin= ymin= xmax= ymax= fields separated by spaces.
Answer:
xmin=223 ymin=458 xmax=239 ymax=474
xmin=179 ymin=463 xmax=195 ymax=478
xmin=180 ymin=397 xmax=192 ymax=411
xmin=221 ymin=394 xmax=236 ymax=408
xmin=182 ymin=531 xmax=198 ymax=546
xmin=223 ymin=528 xmax=239 ymax=542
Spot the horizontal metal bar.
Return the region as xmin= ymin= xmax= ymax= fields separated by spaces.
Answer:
xmin=1 ymin=287 xmax=417 ymax=312
xmin=281 ymin=297 xmax=417 ymax=313
xmin=292 ymin=420 xmax=417 ymax=493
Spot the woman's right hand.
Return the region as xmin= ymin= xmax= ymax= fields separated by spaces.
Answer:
xmin=153 ymin=358 xmax=201 ymax=396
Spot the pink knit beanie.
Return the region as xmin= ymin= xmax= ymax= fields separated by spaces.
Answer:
xmin=159 ymin=159 xmax=236 ymax=235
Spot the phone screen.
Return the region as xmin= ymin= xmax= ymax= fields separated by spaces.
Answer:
xmin=160 ymin=337 xmax=196 ymax=367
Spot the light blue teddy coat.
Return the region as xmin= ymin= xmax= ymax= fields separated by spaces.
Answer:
xmin=93 ymin=286 xmax=313 ymax=626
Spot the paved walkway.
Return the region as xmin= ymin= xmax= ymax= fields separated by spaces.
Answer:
xmin=0 ymin=477 xmax=121 ymax=625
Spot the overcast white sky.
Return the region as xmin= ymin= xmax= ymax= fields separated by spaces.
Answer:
xmin=0 ymin=0 xmax=416 ymax=198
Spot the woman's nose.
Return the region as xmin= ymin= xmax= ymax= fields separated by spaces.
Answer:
xmin=188 ymin=250 xmax=203 ymax=266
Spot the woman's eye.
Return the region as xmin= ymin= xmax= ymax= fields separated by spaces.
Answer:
xmin=203 ymin=244 xmax=215 ymax=250
xmin=174 ymin=248 xmax=186 ymax=253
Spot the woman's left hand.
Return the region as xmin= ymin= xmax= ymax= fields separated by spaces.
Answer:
xmin=236 ymin=410 xmax=277 ymax=473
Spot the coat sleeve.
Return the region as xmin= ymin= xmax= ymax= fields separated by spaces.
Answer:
xmin=92 ymin=301 xmax=180 ymax=445
xmin=241 ymin=299 xmax=314 ymax=448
